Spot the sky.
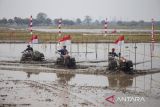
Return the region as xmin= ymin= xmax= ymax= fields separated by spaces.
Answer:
xmin=0 ymin=0 xmax=160 ymax=21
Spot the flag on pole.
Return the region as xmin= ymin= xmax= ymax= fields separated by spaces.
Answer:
xmin=111 ymin=29 xmax=117 ymax=34
xmin=58 ymin=35 xmax=71 ymax=46
xmin=29 ymin=35 xmax=38 ymax=44
xmin=115 ymin=35 xmax=124 ymax=46
xmin=29 ymin=15 xmax=33 ymax=35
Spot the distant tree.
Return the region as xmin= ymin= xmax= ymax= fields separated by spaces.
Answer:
xmin=23 ymin=18 xmax=29 ymax=25
xmin=117 ymin=21 xmax=124 ymax=26
xmin=139 ymin=20 xmax=145 ymax=26
xmin=139 ymin=20 xmax=144 ymax=23
xmin=45 ymin=18 xmax=52 ymax=25
xmin=76 ymin=18 xmax=82 ymax=25
xmin=33 ymin=19 xmax=39 ymax=26
xmin=54 ymin=18 xmax=60 ymax=25
xmin=130 ymin=21 xmax=138 ymax=26
xmin=36 ymin=12 xmax=47 ymax=24
xmin=83 ymin=15 xmax=92 ymax=25
xmin=14 ymin=17 xmax=23 ymax=25
xmin=101 ymin=20 xmax=105 ymax=24
xmin=0 ymin=18 xmax=8 ymax=24
xmin=8 ymin=19 xmax=14 ymax=24
xmin=63 ymin=19 xmax=75 ymax=25
xmin=94 ymin=20 xmax=100 ymax=25
xmin=156 ymin=21 xmax=160 ymax=26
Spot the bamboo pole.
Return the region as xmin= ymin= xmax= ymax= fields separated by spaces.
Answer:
xmin=85 ymin=38 xmax=88 ymax=59
xmin=134 ymin=43 xmax=137 ymax=70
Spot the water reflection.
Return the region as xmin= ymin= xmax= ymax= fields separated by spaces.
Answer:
xmin=23 ymin=71 xmax=152 ymax=92
xmin=26 ymin=72 xmax=40 ymax=78
xmin=0 ymin=70 xmax=159 ymax=95
xmin=107 ymin=74 xmax=133 ymax=89
xmin=56 ymin=73 xmax=75 ymax=85
xmin=56 ymin=73 xmax=75 ymax=106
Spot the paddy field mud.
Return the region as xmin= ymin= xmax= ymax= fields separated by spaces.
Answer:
xmin=0 ymin=43 xmax=160 ymax=107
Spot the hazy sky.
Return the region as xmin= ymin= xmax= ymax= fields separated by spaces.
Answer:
xmin=0 ymin=0 xmax=159 ymax=21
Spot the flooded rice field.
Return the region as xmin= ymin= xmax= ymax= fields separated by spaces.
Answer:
xmin=0 ymin=43 xmax=160 ymax=70
xmin=0 ymin=43 xmax=160 ymax=107
xmin=0 ymin=69 xmax=160 ymax=107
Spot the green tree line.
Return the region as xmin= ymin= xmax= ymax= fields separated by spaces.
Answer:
xmin=0 ymin=12 xmax=160 ymax=28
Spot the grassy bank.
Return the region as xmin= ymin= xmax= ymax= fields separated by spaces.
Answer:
xmin=0 ymin=28 xmax=160 ymax=43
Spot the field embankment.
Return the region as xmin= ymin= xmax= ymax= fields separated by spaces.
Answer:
xmin=0 ymin=28 xmax=160 ymax=43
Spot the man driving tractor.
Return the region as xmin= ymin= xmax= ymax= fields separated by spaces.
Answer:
xmin=108 ymin=48 xmax=133 ymax=72
xmin=111 ymin=48 xmax=126 ymax=62
xmin=57 ymin=45 xmax=70 ymax=65
xmin=111 ymin=48 xmax=119 ymax=57
xmin=25 ymin=45 xmax=33 ymax=52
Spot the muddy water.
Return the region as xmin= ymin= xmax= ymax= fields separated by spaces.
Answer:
xmin=0 ymin=69 xmax=160 ymax=107
xmin=0 ymin=42 xmax=160 ymax=106
xmin=0 ymin=43 xmax=160 ymax=70
xmin=0 ymin=70 xmax=160 ymax=91
xmin=0 ymin=70 xmax=107 ymax=87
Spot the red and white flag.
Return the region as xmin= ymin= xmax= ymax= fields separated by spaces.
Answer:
xmin=111 ymin=29 xmax=117 ymax=34
xmin=115 ymin=35 xmax=124 ymax=46
xmin=30 ymin=35 xmax=38 ymax=44
xmin=58 ymin=35 xmax=71 ymax=46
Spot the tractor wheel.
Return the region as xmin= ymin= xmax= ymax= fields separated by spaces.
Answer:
xmin=20 ymin=55 xmax=26 ymax=62
xmin=65 ymin=58 xmax=76 ymax=68
xmin=126 ymin=60 xmax=133 ymax=73
xmin=108 ymin=60 xmax=117 ymax=71
xmin=56 ymin=57 xmax=64 ymax=65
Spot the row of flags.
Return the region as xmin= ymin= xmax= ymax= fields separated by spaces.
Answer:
xmin=28 ymin=34 xmax=71 ymax=45
xmin=29 ymin=34 xmax=123 ymax=45
xmin=28 ymin=16 xmax=155 ymax=54
xmin=28 ymin=32 xmax=152 ymax=50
